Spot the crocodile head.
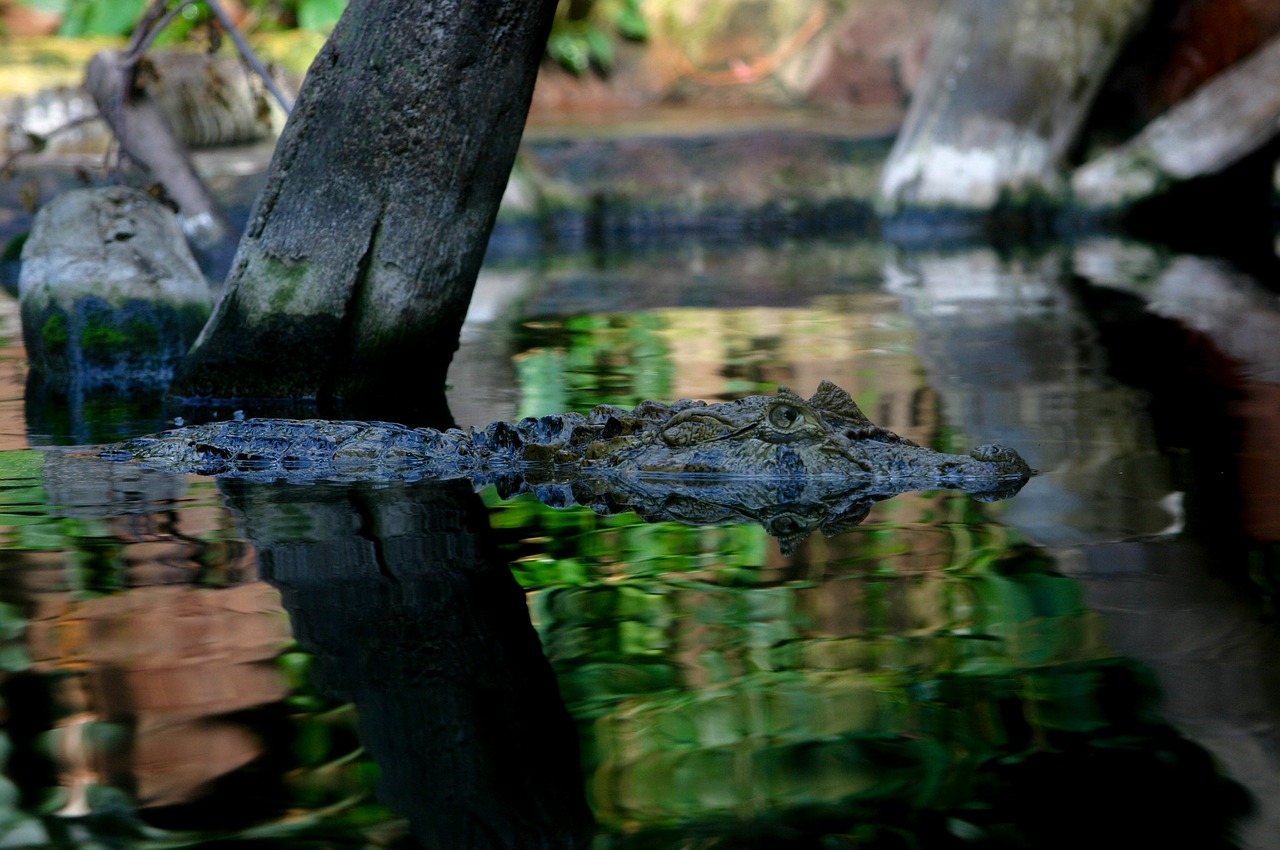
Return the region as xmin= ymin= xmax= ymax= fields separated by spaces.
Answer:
xmin=582 ymin=380 xmax=1033 ymax=497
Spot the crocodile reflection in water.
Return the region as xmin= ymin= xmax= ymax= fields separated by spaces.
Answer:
xmin=102 ymin=381 xmax=1034 ymax=550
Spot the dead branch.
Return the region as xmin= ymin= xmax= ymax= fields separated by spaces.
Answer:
xmin=87 ymin=0 xmax=298 ymax=250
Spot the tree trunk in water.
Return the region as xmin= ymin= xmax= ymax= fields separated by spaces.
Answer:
xmin=878 ymin=0 xmax=1151 ymax=217
xmin=170 ymin=0 xmax=557 ymax=420
xmin=235 ymin=478 xmax=595 ymax=848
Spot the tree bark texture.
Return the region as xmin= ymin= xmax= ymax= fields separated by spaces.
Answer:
xmin=171 ymin=0 xmax=557 ymax=416
xmin=1071 ymin=34 xmax=1280 ymax=210
xmin=878 ymin=0 xmax=1151 ymax=215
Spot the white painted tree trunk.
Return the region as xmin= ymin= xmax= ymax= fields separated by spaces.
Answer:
xmin=878 ymin=0 xmax=1151 ymax=214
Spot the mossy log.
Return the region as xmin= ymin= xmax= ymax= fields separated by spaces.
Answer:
xmin=170 ymin=0 xmax=556 ymax=419
xmin=18 ymin=187 xmax=211 ymax=397
xmin=877 ymin=0 xmax=1151 ymax=216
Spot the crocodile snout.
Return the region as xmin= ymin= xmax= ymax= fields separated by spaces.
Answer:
xmin=968 ymin=444 xmax=1035 ymax=476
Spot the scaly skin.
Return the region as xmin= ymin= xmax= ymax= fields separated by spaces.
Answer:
xmin=101 ymin=381 xmax=1034 ymax=497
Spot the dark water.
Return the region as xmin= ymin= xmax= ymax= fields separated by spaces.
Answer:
xmin=0 ymin=236 xmax=1278 ymax=849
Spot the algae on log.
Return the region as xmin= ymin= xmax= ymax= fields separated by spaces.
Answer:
xmin=1071 ymin=34 xmax=1280 ymax=212
xmin=170 ymin=0 xmax=557 ymax=417
xmin=878 ymin=0 xmax=1151 ymax=216
xmin=19 ymin=187 xmax=212 ymax=397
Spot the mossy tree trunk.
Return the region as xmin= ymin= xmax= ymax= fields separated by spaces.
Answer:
xmin=877 ymin=0 xmax=1151 ymax=218
xmin=170 ymin=0 xmax=557 ymax=420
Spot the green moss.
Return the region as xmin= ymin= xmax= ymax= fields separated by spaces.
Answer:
xmin=40 ymin=312 xmax=69 ymax=356
xmin=261 ymin=257 xmax=310 ymax=314
xmin=79 ymin=322 xmax=132 ymax=355
xmin=120 ymin=316 xmax=161 ymax=352
xmin=84 ymin=298 xmax=206 ymax=347
xmin=269 ymin=278 xmax=300 ymax=313
xmin=74 ymin=299 xmax=208 ymax=366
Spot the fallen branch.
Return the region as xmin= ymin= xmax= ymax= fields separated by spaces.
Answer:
xmin=670 ymin=6 xmax=825 ymax=87
xmin=1071 ymin=34 xmax=1280 ymax=210
xmin=87 ymin=0 xmax=295 ymax=250
xmin=86 ymin=49 xmax=228 ymax=248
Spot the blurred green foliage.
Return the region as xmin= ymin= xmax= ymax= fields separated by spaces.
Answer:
xmin=43 ymin=0 xmax=347 ymax=36
xmin=549 ymin=0 xmax=648 ymax=75
xmin=516 ymin=312 xmax=676 ymax=417
xmin=56 ymin=0 xmax=146 ymax=36
xmin=27 ymin=0 xmax=648 ymax=75
xmin=291 ymin=0 xmax=343 ymax=30
xmin=500 ymin=481 xmax=1223 ymax=847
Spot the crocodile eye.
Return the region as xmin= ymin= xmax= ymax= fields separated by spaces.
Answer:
xmin=768 ymin=404 xmax=803 ymax=430
xmin=772 ymin=515 xmax=803 ymax=535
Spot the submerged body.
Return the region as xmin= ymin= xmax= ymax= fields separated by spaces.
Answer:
xmin=102 ymin=382 xmax=1033 ymax=551
xmin=103 ymin=381 xmax=1033 ymax=498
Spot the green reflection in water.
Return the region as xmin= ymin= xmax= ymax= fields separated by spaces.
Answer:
xmin=0 ymin=457 xmax=1246 ymax=848
xmin=489 ymin=486 xmax=1153 ymax=842
xmin=0 ymin=286 xmax=1253 ymax=846
xmin=516 ymin=313 xmax=676 ymax=417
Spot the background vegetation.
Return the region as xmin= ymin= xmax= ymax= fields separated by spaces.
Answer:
xmin=14 ymin=0 xmax=648 ymax=74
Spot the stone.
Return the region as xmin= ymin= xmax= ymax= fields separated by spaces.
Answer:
xmin=18 ymin=186 xmax=212 ymax=395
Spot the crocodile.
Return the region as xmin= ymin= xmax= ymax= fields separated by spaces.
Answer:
xmin=101 ymin=380 xmax=1033 ymax=496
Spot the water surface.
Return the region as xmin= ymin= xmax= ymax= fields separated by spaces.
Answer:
xmin=0 ymin=236 xmax=1277 ymax=849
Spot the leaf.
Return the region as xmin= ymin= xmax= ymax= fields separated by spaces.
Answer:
xmin=297 ymin=0 xmax=347 ymax=30
xmin=584 ymin=26 xmax=614 ymax=70
xmin=616 ymin=7 xmax=648 ymax=40
xmin=18 ymin=0 xmax=70 ymax=13
xmin=58 ymin=0 xmax=146 ymax=36
xmin=548 ymin=32 xmax=590 ymax=75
